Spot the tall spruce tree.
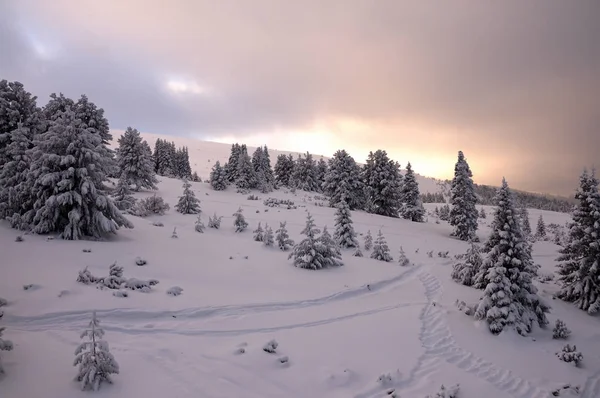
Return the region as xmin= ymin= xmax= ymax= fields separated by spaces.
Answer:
xmin=556 ymin=170 xmax=600 ymax=314
xmin=519 ymin=206 xmax=532 ymax=236
xmin=236 ymin=145 xmax=257 ymax=190
xmin=116 ymin=127 xmax=158 ymax=191
xmin=535 ymin=215 xmax=546 ymax=239
xmin=225 ymin=143 xmax=241 ymax=183
xmin=333 ymin=199 xmax=359 ymax=248
xmin=323 ymin=150 xmax=365 ymax=209
xmin=399 ymin=162 xmax=425 ymax=222
xmin=252 ymin=146 xmax=274 ymax=193
xmin=449 ymin=151 xmax=478 ymax=241
xmin=363 ymin=150 xmax=402 ymax=217
xmin=175 ymin=180 xmax=201 ymax=214
xmin=316 ymin=157 xmax=328 ymax=190
xmin=27 ymin=107 xmax=133 ymax=239
xmin=209 ymin=160 xmax=228 ymax=190
xmin=474 ymin=179 xmax=549 ymax=335
xmin=291 ymin=152 xmax=320 ymax=192
xmin=274 ymin=153 xmax=295 ymax=187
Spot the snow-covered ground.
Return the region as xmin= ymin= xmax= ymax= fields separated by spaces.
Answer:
xmin=1 ymin=173 xmax=599 ymax=398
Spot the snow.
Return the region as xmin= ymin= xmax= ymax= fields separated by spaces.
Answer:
xmin=1 ymin=136 xmax=599 ymax=398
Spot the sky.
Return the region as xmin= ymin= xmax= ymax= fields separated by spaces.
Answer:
xmin=1 ymin=1 xmax=598 ymax=196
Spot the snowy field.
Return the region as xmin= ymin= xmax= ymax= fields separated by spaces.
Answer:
xmin=1 ymin=168 xmax=599 ymax=398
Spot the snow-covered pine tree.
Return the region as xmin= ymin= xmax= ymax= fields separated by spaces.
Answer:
xmin=288 ymin=213 xmax=327 ymax=269
xmin=479 ymin=207 xmax=487 ymax=219
xmin=276 ymin=221 xmax=295 ymax=251
xmin=370 ymin=230 xmax=393 ymax=262
xmin=274 ymin=154 xmax=295 ymax=187
xmin=74 ymin=312 xmax=119 ymax=391
xmin=364 ymin=230 xmax=373 ymax=250
xmin=333 ymin=199 xmax=359 ymax=248
xmin=154 ymin=139 xmax=175 ymax=176
xmin=102 ymin=262 xmax=125 ymax=289
xmin=263 ymin=224 xmax=274 ymax=247
xmin=236 ymin=146 xmax=257 ymax=190
xmin=519 ymin=206 xmax=532 ymax=236
xmin=474 ymin=178 xmax=549 ymax=335
xmin=451 ymin=241 xmax=483 ymax=286
xmin=194 ymin=214 xmax=205 ymax=233
xmin=363 ymin=150 xmax=402 ymax=217
xmin=552 ymin=319 xmax=571 ymax=339
xmin=208 ymin=212 xmax=222 ymax=229
xmin=535 ymin=214 xmax=546 ymax=239
xmin=352 ymin=247 xmax=363 ymax=257
xmin=180 ymin=147 xmax=192 ymax=178
xmin=449 ymin=151 xmax=478 ymax=241
xmin=316 ymin=157 xmax=328 ymax=190
xmin=397 ymin=246 xmax=410 ymax=266
xmin=111 ymin=174 xmax=136 ymax=211
xmin=116 ymin=127 xmax=158 ymax=191
xmin=556 ymin=169 xmax=600 ymax=313
xmin=399 ymin=162 xmax=425 ymax=222
xmin=0 ymin=326 xmax=13 ymax=375
xmin=175 ymin=180 xmax=201 ymax=214
xmin=152 ymin=138 xmax=162 ymax=173
xmin=233 ymin=207 xmax=248 ymax=232
xmin=191 ymin=171 xmax=201 ymax=182
xmin=252 ymin=146 xmax=274 ymax=193
xmin=261 ymin=145 xmax=275 ymax=188
xmin=209 ymin=160 xmax=228 ymax=191
xmin=253 ymin=222 xmax=265 ymax=241
xmin=439 ymin=204 xmax=451 ymax=221
xmin=225 ymin=143 xmax=241 ymax=183
xmin=322 ymin=150 xmax=365 ymax=209
xmin=27 ymin=107 xmax=133 ymax=239
xmin=291 ymin=152 xmax=320 ymax=192
xmin=318 ymin=226 xmax=344 ymax=268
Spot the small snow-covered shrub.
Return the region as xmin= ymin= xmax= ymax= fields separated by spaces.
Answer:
xmin=263 ymin=339 xmax=278 ymax=354
xmin=557 ymin=344 xmax=582 ymax=366
xmin=23 ymin=284 xmax=40 ymax=291
xmin=135 ymin=257 xmax=147 ymax=266
xmin=538 ymin=272 xmax=555 ymax=283
xmin=455 ymin=300 xmax=475 ymax=316
xmin=77 ymin=267 xmax=99 ymax=285
xmin=276 ymin=222 xmax=294 ymax=251
xmin=130 ymin=194 xmax=170 ymax=217
xmin=0 ymin=326 xmax=14 ymax=374
xmin=112 ymin=290 xmax=129 ymax=298
xmin=233 ymin=207 xmax=248 ymax=232
xmin=352 ymin=247 xmax=363 ymax=257
xmin=263 ymin=198 xmax=295 ymax=208
xmin=167 ymin=286 xmax=183 ymax=296
xmin=151 ymin=221 xmax=164 ymax=227
xmin=397 ymin=247 xmax=410 ymax=266
xmin=253 ymin=222 xmax=264 ymax=241
xmin=247 ymin=194 xmax=260 ymax=200
xmin=278 ymin=356 xmax=289 ymax=365
xmin=82 ymin=248 xmax=92 ymax=253
xmin=74 ymin=312 xmax=119 ymax=390
xmin=263 ymin=225 xmax=275 ymax=247
xmin=58 ymin=290 xmax=70 ymax=298
xmin=124 ymin=278 xmax=159 ymax=291
xmin=438 ymin=251 xmax=449 ymax=258
xmin=363 ymin=230 xmax=373 ymax=251
xmin=553 ymin=319 xmax=571 ymax=339
xmin=427 ymin=384 xmax=460 ymax=398
xmin=194 ymin=215 xmax=205 ymax=233
xmin=427 ymin=250 xmax=434 ymax=258
xmin=15 ymin=235 xmax=23 ymax=242
xmin=208 ymin=213 xmax=222 ymax=229
xmin=235 ymin=347 xmax=246 ymax=355
xmin=451 ymin=242 xmax=483 ymax=287
xmin=102 ymin=263 xmax=125 ymax=289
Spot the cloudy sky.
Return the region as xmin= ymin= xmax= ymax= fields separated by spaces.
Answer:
xmin=1 ymin=1 xmax=598 ymax=195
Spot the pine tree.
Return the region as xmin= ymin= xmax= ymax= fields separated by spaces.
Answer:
xmin=116 ymin=127 xmax=158 ymax=191
xmin=102 ymin=262 xmax=125 ymax=289
xmin=399 ymin=162 xmax=425 ymax=222
xmin=518 ymin=206 xmax=532 ymax=236
xmin=333 ymin=199 xmax=359 ymax=248
xmin=556 ymin=170 xmax=600 ymax=314
xmin=263 ymin=224 xmax=274 ymax=247
xmin=363 ymin=150 xmax=402 ymax=217
xmin=73 ymin=312 xmax=119 ymax=391
xmin=291 ymin=152 xmax=320 ymax=192
xmin=111 ymin=174 xmax=136 ymax=211
xmin=479 ymin=207 xmax=487 ymax=219
xmin=398 ymin=246 xmax=410 ymax=266
xmin=276 ymin=221 xmax=295 ymax=251
xmin=194 ymin=214 xmax=205 ymax=233
xmin=451 ymin=241 xmax=483 ymax=286
xmin=225 ymin=144 xmax=241 ymax=183
xmin=370 ymin=230 xmax=393 ymax=262
xmin=364 ymin=230 xmax=373 ymax=250
xmin=323 ymin=150 xmax=365 ymax=209
xmin=352 ymin=247 xmax=363 ymax=257
xmin=318 ymin=226 xmax=344 ymax=268
xmin=449 ymin=151 xmax=478 ymax=241
xmin=175 ymin=180 xmax=201 ymax=214
xmin=233 ymin=207 xmax=248 ymax=232
xmin=153 ymin=138 xmax=162 ymax=173
xmin=274 ymin=154 xmax=295 ymax=187
xmin=0 ymin=327 xmax=13 ymax=375
xmin=552 ymin=319 xmax=571 ymax=339
xmin=316 ymin=157 xmax=328 ymax=190
xmin=154 ymin=139 xmax=175 ymax=176
xmin=439 ymin=204 xmax=451 ymax=221
xmin=261 ymin=145 xmax=275 ymax=188
xmin=191 ymin=171 xmax=201 ymax=182
xmin=209 ymin=160 xmax=228 ymax=191
xmin=253 ymin=222 xmax=265 ymax=241
xmin=535 ymin=215 xmax=546 ymax=239
xmin=27 ymin=108 xmax=133 ymax=239
xmin=474 ymin=179 xmax=549 ymax=335
xmin=208 ymin=212 xmax=222 ymax=229
xmin=252 ymin=146 xmax=274 ymax=193
xmin=288 ymin=213 xmax=327 ymax=269
xmin=236 ymin=146 xmax=257 ymax=190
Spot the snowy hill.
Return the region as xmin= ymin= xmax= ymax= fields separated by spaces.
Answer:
xmin=1 ymin=175 xmax=598 ymax=398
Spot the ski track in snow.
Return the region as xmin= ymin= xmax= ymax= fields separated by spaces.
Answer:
xmin=581 ymin=370 xmax=600 ymax=398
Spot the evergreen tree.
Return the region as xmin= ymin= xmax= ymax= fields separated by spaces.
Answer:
xmin=74 ymin=312 xmax=119 ymax=391
xmin=175 ymin=180 xmax=201 ymax=214
xmin=519 ymin=206 xmax=532 ymax=236
xmin=276 ymin=221 xmax=295 ymax=251
xmin=556 ymin=170 xmax=600 ymax=314
xmin=333 ymin=199 xmax=358 ymax=248
xmin=316 ymin=157 xmax=328 ymax=189
xmin=399 ymin=162 xmax=425 ymax=222
xmin=474 ymin=179 xmax=549 ymax=335
xmin=288 ymin=213 xmax=326 ymax=269
xmin=261 ymin=145 xmax=275 ymax=188
xmin=291 ymin=152 xmax=320 ymax=192
xmin=194 ymin=214 xmax=205 ymax=233
xmin=236 ymin=146 xmax=257 ymax=190
xmin=479 ymin=207 xmax=487 ymax=219
xmin=181 ymin=147 xmax=192 ymax=178
xmin=263 ymin=224 xmax=275 ymax=247
xmin=153 ymin=138 xmax=162 ymax=173
xmin=233 ymin=207 xmax=248 ymax=232
xmin=398 ymin=246 xmax=410 ymax=266
xmin=208 ymin=213 xmax=222 ymax=229
xmin=451 ymin=241 xmax=483 ymax=286
xmin=323 ymin=150 xmax=365 ymax=209
xmin=253 ymin=222 xmax=265 ymax=242
xmin=225 ymin=143 xmax=241 ymax=183
xmin=352 ymin=247 xmax=363 ymax=257
xmin=27 ymin=108 xmax=133 ymax=239
xmin=111 ymin=174 xmax=136 ymax=211
xmin=0 ymin=326 xmax=13 ymax=375
xmin=535 ymin=215 xmax=546 ymax=239
xmin=318 ymin=226 xmax=344 ymax=268
xmin=370 ymin=230 xmax=393 ymax=262
xmin=449 ymin=151 xmax=478 ymax=241
xmin=154 ymin=139 xmax=175 ymax=176
xmin=364 ymin=230 xmax=373 ymax=250
xmin=274 ymin=154 xmax=295 ymax=187
xmin=209 ymin=160 xmax=228 ymax=191
xmin=439 ymin=204 xmax=451 ymax=221
xmin=252 ymin=146 xmax=274 ymax=193
xmin=116 ymin=127 xmax=157 ymax=191
xmin=191 ymin=171 xmax=201 ymax=182
xmin=363 ymin=150 xmax=402 ymax=217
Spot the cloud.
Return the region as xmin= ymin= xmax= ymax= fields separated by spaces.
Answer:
xmin=1 ymin=0 xmax=598 ymax=195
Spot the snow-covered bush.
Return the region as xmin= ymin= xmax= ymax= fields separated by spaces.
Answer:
xmin=130 ymin=194 xmax=170 ymax=217
xmin=23 ymin=284 xmax=40 ymax=291
xmin=427 ymin=384 xmax=460 ymax=398
xmin=124 ymin=278 xmax=159 ymax=291
xmin=364 ymin=230 xmax=373 ymax=251
xmin=263 ymin=198 xmax=295 ymax=208
xmin=233 ymin=207 xmax=248 ymax=232
xmin=175 ymin=180 xmax=201 ymax=214
xmin=253 ymin=222 xmax=264 ymax=242
xmin=370 ymin=230 xmax=392 ymax=262
xmin=276 ymin=222 xmax=294 ymax=251
xmin=167 ymin=286 xmax=183 ymax=296
xmin=135 ymin=257 xmax=147 ymax=266
xmin=74 ymin=312 xmax=119 ymax=390
xmin=553 ymin=319 xmax=571 ymax=339
xmin=438 ymin=251 xmax=449 ymax=258
xmin=208 ymin=213 xmax=222 ymax=229
xmin=263 ymin=339 xmax=278 ymax=354
xmin=352 ymin=247 xmax=363 ymax=257
xmin=102 ymin=263 xmax=125 ymax=289
xmin=112 ymin=290 xmax=128 ymax=298
xmin=451 ymin=242 xmax=482 ymax=286
xmin=455 ymin=300 xmax=476 ymax=316
xmin=151 ymin=221 xmax=164 ymax=227
xmin=263 ymin=225 xmax=274 ymax=247
xmin=278 ymin=356 xmax=289 ymax=365
xmin=397 ymin=247 xmax=410 ymax=266
xmin=0 ymin=327 xmax=14 ymax=374
xmin=247 ymin=194 xmax=260 ymax=200
xmin=194 ymin=215 xmax=205 ymax=233
xmin=82 ymin=248 xmax=92 ymax=253
xmin=77 ymin=267 xmax=99 ymax=285
xmin=15 ymin=235 xmax=23 ymax=242
xmin=556 ymin=344 xmax=582 ymax=367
